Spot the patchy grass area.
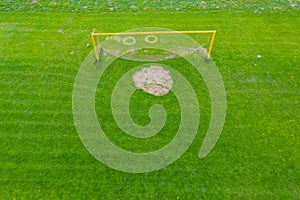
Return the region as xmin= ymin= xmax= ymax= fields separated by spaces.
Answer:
xmin=1 ymin=0 xmax=299 ymax=13
xmin=0 ymin=2 xmax=299 ymax=199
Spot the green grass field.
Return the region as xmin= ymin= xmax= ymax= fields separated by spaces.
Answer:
xmin=1 ymin=1 xmax=299 ymax=199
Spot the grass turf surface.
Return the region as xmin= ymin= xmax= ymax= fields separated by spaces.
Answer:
xmin=0 ymin=8 xmax=299 ymax=200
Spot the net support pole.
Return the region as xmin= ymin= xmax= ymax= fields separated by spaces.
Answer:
xmin=91 ymin=29 xmax=99 ymax=61
xmin=207 ymin=31 xmax=216 ymax=59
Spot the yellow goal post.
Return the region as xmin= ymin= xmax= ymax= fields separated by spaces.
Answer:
xmin=91 ymin=29 xmax=216 ymax=61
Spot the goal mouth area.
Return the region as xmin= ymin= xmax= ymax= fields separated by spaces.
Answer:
xmin=91 ymin=29 xmax=216 ymax=61
xmin=99 ymin=47 xmax=209 ymax=62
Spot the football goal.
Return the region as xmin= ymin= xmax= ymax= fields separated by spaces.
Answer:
xmin=91 ymin=28 xmax=216 ymax=61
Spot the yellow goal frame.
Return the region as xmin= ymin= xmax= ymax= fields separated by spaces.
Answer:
xmin=91 ymin=29 xmax=216 ymax=60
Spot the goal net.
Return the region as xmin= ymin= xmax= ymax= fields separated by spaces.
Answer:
xmin=91 ymin=28 xmax=216 ymax=62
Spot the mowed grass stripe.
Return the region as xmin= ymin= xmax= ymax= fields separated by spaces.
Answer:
xmin=0 ymin=10 xmax=299 ymax=199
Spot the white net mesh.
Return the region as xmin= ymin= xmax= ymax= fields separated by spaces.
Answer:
xmin=93 ymin=28 xmax=214 ymax=62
